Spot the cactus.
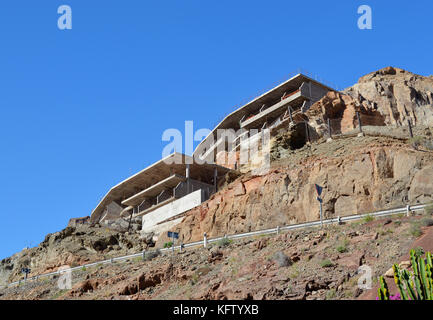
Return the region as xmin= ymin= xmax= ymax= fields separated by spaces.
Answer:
xmin=379 ymin=248 xmax=433 ymax=300
xmin=378 ymin=276 xmax=390 ymax=300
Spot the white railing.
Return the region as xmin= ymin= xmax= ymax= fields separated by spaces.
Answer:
xmin=1 ymin=203 xmax=428 ymax=290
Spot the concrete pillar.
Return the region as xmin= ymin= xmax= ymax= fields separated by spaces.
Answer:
xmin=213 ymin=166 xmax=218 ymax=193
xmin=186 ymin=164 xmax=191 ymax=194
xmin=288 ymin=106 xmax=293 ymax=123
xmin=186 ymin=164 xmax=190 ymax=179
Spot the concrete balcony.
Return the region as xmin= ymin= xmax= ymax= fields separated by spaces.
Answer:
xmin=239 ymin=82 xmax=328 ymax=130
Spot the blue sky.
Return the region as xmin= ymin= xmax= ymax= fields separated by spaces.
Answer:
xmin=0 ymin=0 xmax=432 ymax=260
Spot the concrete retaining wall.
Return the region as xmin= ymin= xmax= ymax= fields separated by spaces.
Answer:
xmin=141 ymin=189 xmax=203 ymax=233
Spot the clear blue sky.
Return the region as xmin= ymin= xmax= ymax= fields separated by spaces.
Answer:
xmin=0 ymin=0 xmax=432 ymax=260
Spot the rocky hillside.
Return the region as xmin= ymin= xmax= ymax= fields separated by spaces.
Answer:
xmin=0 ymin=222 xmax=152 ymax=286
xmin=1 ymin=213 xmax=433 ymax=300
xmin=1 ymin=67 xmax=432 ymax=299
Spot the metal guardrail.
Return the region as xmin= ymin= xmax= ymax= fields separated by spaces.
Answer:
xmin=1 ymin=203 xmax=428 ymax=290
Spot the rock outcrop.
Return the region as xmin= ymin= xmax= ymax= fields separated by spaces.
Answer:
xmin=344 ymin=67 xmax=433 ymax=126
xmin=0 ymin=224 xmax=150 ymax=286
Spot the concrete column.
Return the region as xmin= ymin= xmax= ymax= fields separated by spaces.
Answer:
xmin=288 ymin=106 xmax=293 ymax=123
xmin=186 ymin=164 xmax=191 ymax=194
xmin=213 ymin=166 xmax=218 ymax=193
xmin=186 ymin=164 xmax=190 ymax=179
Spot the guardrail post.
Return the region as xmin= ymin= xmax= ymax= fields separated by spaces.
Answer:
xmin=180 ymin=243 xmax=184 ymax=252
xmin=203 ymin=232 xmax=208 ymax=248
xmin=110 ymin=258 xmax=114 ymax=264
xmin=276 ymin=226 xmax=280 ymax=235
xmin=337 ymin=216 xmax=341 ymax=225
xmin=406 ymin=205 xmax=411 ymax=217
xmin=142 ymin=250 xmax=146 ymax=261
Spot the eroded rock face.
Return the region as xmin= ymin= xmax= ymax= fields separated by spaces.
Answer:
xmin=344 ymin=67 xmax=433 ymax=126
xmin=0 ymin=224 xmax=149 ymax=286
xmin=306 ymin=91 xmax=386 ymax=136
xmin=160 ymin=144 xmax=433 ymax=246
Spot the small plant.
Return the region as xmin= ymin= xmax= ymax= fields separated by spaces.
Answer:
xmin=409 ymin=222 xmax=422 ymax=237
xmin=394 ymin=220 xmax=402 ymax=226
xmin=378 ymin=248 xmax=433 ymax=300
xmin=336 ymin=245 xmax=348 ymax=253
xmin=424 ymin=203 xmax=433 ymax=216
xmin=396 ymin=212 xmax=405 ymax=219
xmin=320 ymin=259 xmax=334 ymax=268
xmin=164 ymin=241 xmax=173 ymax=248
xmin=379 ymin=227 xmax=394 ymax=236
xmin=325 ymin=289 xmax=337 ymax=300
xmin=408 ymin=136 xmax=424 ymax=148
xmin=413 ymin=246 xmax=425 ymax=257
xmin=362 ymin=214 xmax=374 ymax=224
xmin=133 ymin=256 xmax=142 ymax=263
xmin=421 ymin=217 xmax=433 ymax=227
xmin=217 ymin=237 xmax=232 ymax=247
xmin=81 ymin=266 xmax=86 ymax=272
xmin=336 ymin=239 xmax=350 ymax=253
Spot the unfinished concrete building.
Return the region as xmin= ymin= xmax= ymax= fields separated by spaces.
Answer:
xmin=194 ymin=74 xmax=333 ymax=169
xmin=90 ymin=153 xmax=231 ymax=235
xmin=90 ymin=73 xmax=332 ymax=236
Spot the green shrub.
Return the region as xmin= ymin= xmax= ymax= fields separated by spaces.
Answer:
xmin=408 ymin=136 xmax=424 ymax=148
xmin=413 ymin=246 xmax=425 ymax=257
xmin=320 ymin=259 xmax=334 ymax=268
xmin=164 ymin=241 xmax=173 ymax=248
xmin=336 ymin=245 xmax=348 ymax=253
xmin=421 ymin=217 xmax=433 ymax=227
xmin=409 ymin=223 xmax=422 ymax=237
xmin=423 ymin=203 xmax=433 ymax=216
xmin=362 ymin=214 xmax=374 ymax=223
xmin=217 ymin=237 xmax=232 ymax=247
xmin=325 ymin=289 xmax=337 ymax=300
